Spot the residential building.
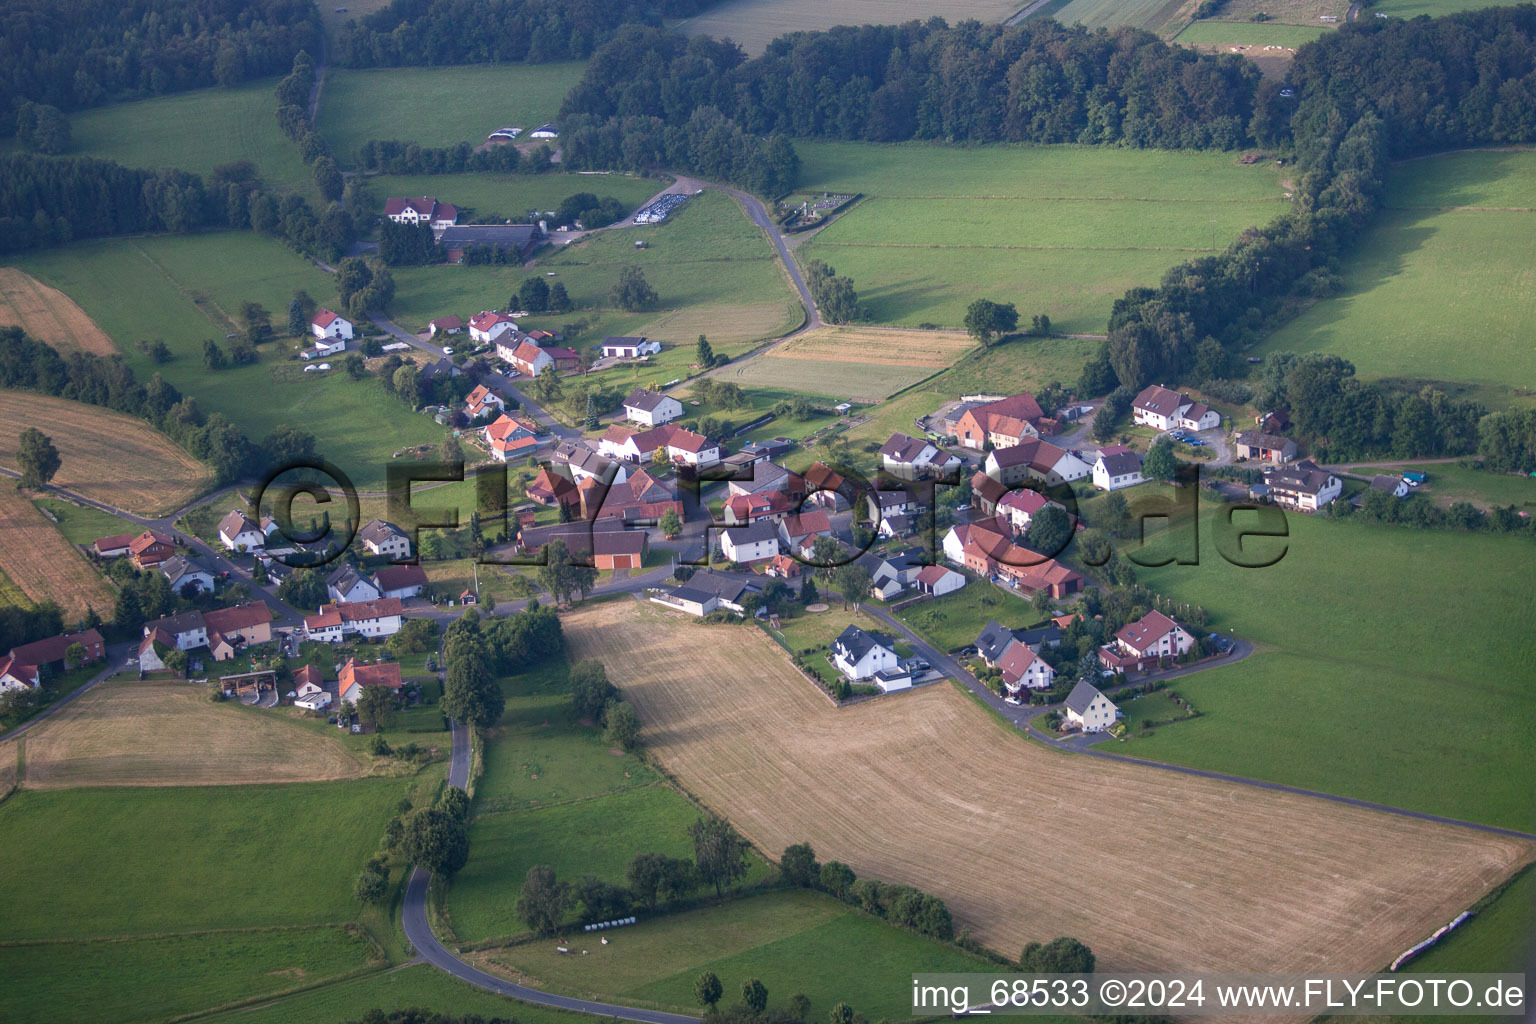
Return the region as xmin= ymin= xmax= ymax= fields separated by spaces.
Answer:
xmin=1371 ymin=474 xmax=1411 ymax=498
xmin=726 ymin=462 xmax=804 ymax=502
xmin=359 ymin=520 xmax=412 ymax=559
xmin=1132 ymin=385 xmax=1219 ymax=432
xmin=200 ymin=602 xmax=274 ymax=660
xmin=585 ymin=468 xmax=682 ymax=523
xmin=869 ymin=548 xmax=928 ymax=594
xmin=374 ymin=564 xmax=429 ymax=599
xmin=428 ymin=316 xmax=463 ymax=338
xmin=217 ymin=510 xmax=265 ymax=552
xmin=622 ymin=388 xmax=683 ymax=427
xmin=142 ymin=610 xmax=208 ymax=652
xmin=160 ymin=555 xmax=216 ymax=595
xmin=1092 ymin=446 xmax=1145 ymax=491
xmin=8 ymin=628 xmax=107 ymax=674
xmin=724 ymin=490 xmax=792 ymax=525
xmin=879 ymin=433 xmax=962 ymax=480
xmin=303 ymin=598 xmax=405 ymax=642
xmin=778 ymin=509 xmax=834 ymax=559
xmin=1063 ymin=680 xmax=1118 ymax=732
xmin=602 ymin=336 xmax=661 ymax=359
xmin=1114 ymin=610 xmax=1194 ymax=661
xmin=551 ymin=442 xmax=625 ymax=484
xmin=765 ymin=553 xmax=802 ymax=579
xmin=1264 ymin=459 xmax=1342 ymax=512
xmin=128 ymin=529 xmax=175 ymax=570
xmin=682 ymin=570 xmax=761 ymax=614
xmin=953 ymin=393 xmax=1045 ymax=450
xmin=941 ymin=524 xmax=1083 ymax=598
xmin=0 ymin=655 xmax=40 ymax=692
xmin=831 ymin=625 xmax=900 ymax=681
xmin=526 ymin=467 xmax=579 ymax=510
xmin=867 ymin=488 xmax=924 ymax=524
xmin=484 ymin=413 xmax=540 ymax=462
xmin=915 ymin=565 xmax=965 ymax=596
xmin=464 ymin=384 xmax=506 ymax=420
xmin=327 ymin=564 xmax=382 ymax=604
xmin=983 ymin=439 xmax=1091 ymax=487
xmin=502 ymin=336 xmax=554 ymax=377
xmin=649 ymin=585 xmax=718 ymax=617
xmin=719 ymin=521 xmax=780 ymax=563
xmin=91 ymin=533 xmax=135 ymax=558
xmin=997 ymin=642 xmax=1055 ymax=696
xmin=997 ymin=487 xmax=1053 ymax=534
xmin=384 ymin=197 xmax=458 ymax=228
xmin=803 ymin=462 xmax=852 ymax=510
xmin=1234 ymin=431 xmax=1297 ymax=465
xmin=310 ymin=309 xmax=354 ymax=341
xmin=469 ymin=311 xmax=519 ymax=344
xmin=338 ymin=658 xmax=404 ymax=704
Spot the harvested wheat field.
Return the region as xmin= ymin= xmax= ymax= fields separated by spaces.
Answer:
xmin=774 ymin=326 xmax=974 ymax=367
xmin=724 ymin=327 xmax=970 ymax=401
xmin=565 ymin=602 xmax=1534 ymax=974
xmin=15 ymin=680 xmax=363 ymax=789
xmin=0 ymin=390 xmax=209 ymax=515
xmin=0 ymin=268 xmax=117 ymax=356
xmin=0 ymin=487 xmax=117 ymax=619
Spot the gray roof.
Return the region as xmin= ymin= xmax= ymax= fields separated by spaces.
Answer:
xmin=1015 ymin=624 xmax=1062 ymax=648
xmin=161 ymin=554 xmax=212 ymax=585
xmin=218 ymin=509 xmax=260 ymax=539
xmin=604 ymin=336 xmax=649 ymax=347
xmin=326 ymin=564 xmax=375 ymax=597
xmin=1097 ymin=449 xmax=1143 ymax=476
xmin=1064 ymin=679 xmax=1106 ymax=715
xmin=833 ymin=624 xmax=896 ymax=663
xmin=724 ymin=521 xmax=779 ymax=546
xmin=1370 ymin=474 xmax=1403 ymax=492
xmin=685 ymin=569 xmax=760 ymax=603
xmin=1266 ymin=459 xmax=1335 ymax=496
xmin=624 ymin=388 xmax=672 ymax=413
xmin=358 ymin=520 xmax=406 ymax=546
xmin=668 ymin=586 xmax=715 ymax=606
xmin=145 ymin=610 xmax=206 ymax=636
xmin=436 ymin=224 xmax=540 ymax=251
xmin=975 ymin=620 xmax=1016 ymax=663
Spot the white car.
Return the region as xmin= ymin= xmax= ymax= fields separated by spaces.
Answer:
xmin=303 ymin=365 xmax=319 ymax=373
xmin=441 ymin=346 xmax=454 ymax=356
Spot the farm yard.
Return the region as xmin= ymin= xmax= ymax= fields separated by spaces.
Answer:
xmin=0 ymin=487 xmax=118 ymax=618
xmin=316 ymin=64 xmax=589 ymax=164
xmin=0 ymin=390 xmax=210 ymax=515
xmin=0 ymin=268 xmax=117 ymax=356
xmin=794 ymin=142 xmax=1287 ymax=334
xmin=720 ymin=327 xmax=971 ymax=402
xmin=1258 ymin=149 xmax=1536 ymax=409
xmin=13 ymin=680 xmax=364 ymax=789
xmin=561 ymin=602 xmax=1533 ymax=974
xmin=676 ymin=0 xmax=1026 ymax=54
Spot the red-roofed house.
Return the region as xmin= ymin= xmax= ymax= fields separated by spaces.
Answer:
xmin=0 ymin=655 xmax=41 ymax=692
xmin=954 ymin=393 xmax=1045 ymax=450
xmin=8 ymin=627 xmax=107 ymax=673
xmin=484 ymin=413 xmax=540 ymax=461
xmin=723 ymin=490 xmax=792 ymax=525
xmin=997 ymin=643 xmax=1055 ymax=695
xmin=384 ymin=197 xmax=458 ymax=229
xmin=469 ymin=311 xmax=518 ymax=344
xmin=373 ymin=564 xmax=428 ymax=599
xmin=1113 ymin=610 xmax=1193 ymax=660
xmin=310 ymin=308 xmax=354 ymax=342
xmin=778 ymin=510 xmax=833 ymax=558
xmin=501 ymin=337 xmax=554 ymax=376
xmin=1133 ymin=385 xmax=1220 ymax=432
xmin=92 ymin=533 xmax=136 ymax=558
xmin=765 ymin=553 xmax=802 ymax=579
xmin=200 ymin=603 xmax=273 ymax=653
xmin=527 ymin=467 xmax=579 ymax=510
xmin=338 ymin=658 xmax=404 ymax=704
xmin=997 ymin=488 xmax=1053 ymax=534
xmin=129 ymin=529 xmax=175 ymax=569
xmin=465 ymin=384 xmax=506 ymax=420
xmin=915 ymin=564 xmax=965 ymax=597
xmin=428 ymin=315 xmax=463 ymax=337
xmin=304 ymin=599 xmax=404 ymax=642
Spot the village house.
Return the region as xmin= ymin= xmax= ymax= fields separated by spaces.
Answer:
xmin=879 ymin=433 xmax=962 ymax=481
xmin=602 ymin=336 xmax=662 ymax=359
xmin=373 ymin=564 xmax=429 ymax=599
xmin=484 ymin=413 xmax=540 ymax=462
xmin=91 ymin=533 xmax=135 ymax=558
xmin=327 ymin=564 xmax=382 ymax=604
xmin=778 ymin=509 xmax=834 ymax=559
xmin=464 ymin=384 xmax=506 ymax=421
xmin=650 ymin=585 xmax=719 ymax=617
xmin=803 ymin=462 xmax=853 ymax=510
xmin=338 ymin=657 xmax=404 ymax=705
xmin=526 ymin=466 xmax=579 ymax=510
xmin=128 ymin=529 xmax=175 ymax=570
xmin=1115 ymin=610 xmax=1194 ymax=661
xmin=303 ymin=598 xmax=404 ymax=642
xmin=915 ymin=564 xmax=965 ymax=597
xmin=622 ymin=387 xmax=683 ymax=427
xmin=1370 ymin=474 xmax=1411 ymax=498
xmin=500 ymin=336 xmax=553 ymax=376
xmin=217 ymin=510 xmax=266 ymax=552
xmin=1234 ymin=430 xmax=1297 ymax=465
xmin=385 ymin=197 xmax=458 ymax=228
xmin=1062 ymin=680 xmax=1118 ymax=732
xmin=599 ymin=423 xmax=718 ymax=467
xmin=201 ymin=602 xmax=274 ymax=660
xmin=867 ymin=547 xmax=928 ymax=600
xmin=470 ymin=311 xmax=519 ymax=345
xmin=997 ymin=642 xmax=1055 ymax=697
xmin=1092 ymin=446 xmax=1145 ymax=491
xmin=584 ymin=468 xmax=682 ymax=523
xmin=953 ymin=393 xmax=1045 ymax=450
xmin=160 ymin=554 xmax=216 ymax=595
xmin=867 ymin=488 xmax=925 ymax=525
xmin=293 ymin=664 xmax=332 ymax=710
xmin=6 ymin=629 xmax=106 ymax=686
xmin=996 ymin=487 xmax=1055 ymax=534
xmin=724 ymin=490 xmax=792 ymax=525
xmin=1132 ymin=385 xmax=1219 ymax=432
xmin=428 ymin=316 xmax=464 ymax=338
xmin=765 ymin=553 xmax=802 ymax=579
xmin=143 ymin=610 xmax=208 ymax=653
xmin=551 ymin=442 xmax=625 ymax=485
xmin=830 ymin=625 xmax=910 ymax=692
xmin=719 ymin=521 xmax=780 ymax=564
xmin=680 ymin=570 xmax=761 ymax=614
xmin=983 ymin=438 xmax=1091 ymax=487
xmin=941 ymin=524 xmax=1084 ymax=598
xmin=726 ymin=462 xmax=805 ymax=503
xmin=310 ymin=309 xmax=354 ymax=342
xmin=968 ymin=471 xmax=1009 ymax=515
xmin=0 ymin=655 xmax=40 ymax=692
xmin=1264 ymin=459 xmax=1342 ymax=512
xmin=359 ymin=520 xmax=412 ymax=560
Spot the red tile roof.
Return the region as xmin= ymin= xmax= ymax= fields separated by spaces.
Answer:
xmin=201 ymin=602 xmax=272 ymax=634
xmin=311 ymin=308 xmax=343 ymax=329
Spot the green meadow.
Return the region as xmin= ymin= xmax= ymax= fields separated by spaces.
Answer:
xmin=0 ymin=779 xmax=413 ymax=941
xmin=795 ymin=141 xmax=1286 ymax=334
xmin=362 ymin=171 xmax=661 ymax=223
xmin=678 ymin=0 xmax=1023 ymax=55
xmin=318 ymin=64 xmax=589 ymax=164
xmin=11 ymin=232 xmax=444 ymax=490
xmin=1049 ymin=0 xmax=1189 ymax=30
xmin=0 ymin=926 xmax=378 ymax=1024
xmin=897 ymin=582 xmax=1029 ymax=652
xmin=32 ymin=498 xmax=141 ymax=547
xmin=29 ymin=79 xmax=320 ymax=202
xmin=1174 ymin=21 xmax=1331 ymax=45
xmin=1259 ymin=150 xmax=1536 ymax=408
xmin=1121 ymin=503 xmax=1536 ymax=832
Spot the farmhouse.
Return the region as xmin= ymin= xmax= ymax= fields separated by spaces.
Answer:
xmin=217 ymin=510 xmax=266 ymax=552
xmin=586 ymin=468 xmax=682 ymax=522
xmin=484 ymin=413 xmax=540 ymax=462
xmin=778 ymin=509 xmax=834 ymax=559
xmin=337 ymin=657 xmax=403 ymax=705
xmin=968 ymin=471 xmax=1009 ymax=515
xmin=464 ymin=384 xmax=506 ymax=420
xmin=599 ymin=423 xmax=718 ymax=466
xmin=437 ymin=224 xmax=540 ymax=263
xmin=160 ymin=554 xmax=216 ymax=595
xmin=983 ymin=439 xmax=1090 ymax=487
xmin=8 ymin=628 xmax=106 ymax=675
xmin=527 ymin=467 xmax=579 ymax=510
xmin=623 ymin=387 xmax=683 ymax=427
xmin=327 ymin=564 xmax=382 ymax=604
xmin=1235 ymin=430 xmax=1297 ymax=465
xmin=953 ymin=392 xmax=1045 ymax=450
xmin=373 ymin=564 xmax=428 ymax=599
xmin=310 ymin=309 xmax=354 ymax=342
xmin=720 ymin=521 xmax=780 ymax=563
xmin=1132 ymin=385 xmax=1219 ymax=432
xmin=603 ymin=336 xmax=661 ymax=359
xmin=359 ymin=519 xmax=412 ymax=559
xmin=1062 ymin=680 xmax=1118 ymax=732
xmin=0 ymin=655 xmax=40 ymax=692
xmin=128 ymin=529 xmax=175 ymax=569
xmin=1092 ymin=446 xmax=1145 ymax=491
xmin=469 ymin=311 xmax=519 ymax=344
xmin=384 ymin=197 xmax=458 ymax=228
xmin=879 ymin=433 xmax=962 ymax=480
xmin=91 ymin=533 xmax=135 ymax=558
xmin=428 ymin=316 xmax=464 ymax=338
xmin=915 ymin=564 xmax=965 ymax=596
xmin=1264 ymin=459 xmax=1342 ymax=512
xmin=303 ymin=598 xmax=404 ymax=642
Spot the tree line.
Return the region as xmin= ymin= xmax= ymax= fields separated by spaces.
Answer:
xmin=0 ymin=0 xmax=320 ymax=124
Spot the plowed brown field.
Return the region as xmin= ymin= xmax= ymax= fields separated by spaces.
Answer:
xmin=0 ymin=268 xmax=117 ymax=356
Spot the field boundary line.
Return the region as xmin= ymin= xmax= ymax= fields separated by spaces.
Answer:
xmin=129 ymin=242 xmax=240 ymax=333
xmin=467 ymin=778 xmax=673 ymax=822
xmin=166 ymin=962 xmax=397 ymax=1024
xmin=0 ymin=920 xmax=367 ymax=948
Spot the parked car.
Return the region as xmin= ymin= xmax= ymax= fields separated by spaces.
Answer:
xmin=441 ymin=346 xmax=454 ymax=356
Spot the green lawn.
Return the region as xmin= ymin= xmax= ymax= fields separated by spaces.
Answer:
xmin=11 ymin=232 xmax=446 ymax=491
xmin=447 ymin=784 xmax=770 ymax=943
xmin=896 ymin=581 xmax=1035 ymax=652
xmin=794 ymin=141 xmax=1286 ymax=334
xmin=1350 ymin=463 xmax=1536 ymax=511
xmin=28 ymin=79 xmax=320 ymax=202
xmin=488 ymin=889 xmax=996 ymax=1020
xmin=317 ymin=64 xmax=589 ymax=165
xmin=1174 ymin=20 xmax=1331 ymax=45
xmin=362 ymin=172 xmax=661 ymax=225
xmin=31 ymin=498 xmax=141 ymax=547
xmin=1258 ymin=150 xmax=1536 ymax=409
xmin=678 ymin=0 xmax=1024 ymax=55
xmin=0 ymin=926 xmax=378 ymax=1024
xmin=1124 ymin=506 xmax=1536 ymax=831
xmin=0 ymin=779 xmax=414 ymax=941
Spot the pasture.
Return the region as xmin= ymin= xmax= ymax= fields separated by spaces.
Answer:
xmin=361 ymin=171 xmax=660 ymax=225
xmin=11 ymin=233 xmax=446 ymax=491
xmin=1174 ymin=21 xmax=1330 ymax=45
xmin=317 ymin=64 xmax=588 ymax=164
xmin=0 ymin=268 xmax=117 ymax=355
xmin=15 ymin=680 xmax=364 ymax=789
xmin=561 ymin=601 xmax=1532 ymax=973
xmin=0 ymin=390 xmax=211 ymax=515
xmin=1203 ymin=0 xmax=1349 ymax=23
xmin=1258 ymin=149 xmax=1536 ymax=408
xmin=795 ymin=142 xmax=1286 ymax=334
xmin=0 ymin=487 xmax=117 ymax=619
xmin=1121 ymin=508 xmax=1536 ymax=832
xmin=720 ymin=327 xmax=970 ymax=402
xmin=677 ymin=0 xmax=1025 ymax=54
xmin=49 ymin=79 xmax=319 ymax=202
xmin=0 ymin=926 xmax=378 ymax=1024
xmin=483 ymin=889 xmax=992 ymax=1019
xmin=1048 ymin=0 xmax=1192 ymax=32
xmin=0 ymin=778 xmax=415 ymax=941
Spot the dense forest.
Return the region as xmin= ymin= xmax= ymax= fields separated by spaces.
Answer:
xmin=561 ymin=20 xmax=1262 ymax=149
xmin=0 ymin=0 xmax=319 ymax=125
xmin=333 ymin=0 xmax=719 ymax=67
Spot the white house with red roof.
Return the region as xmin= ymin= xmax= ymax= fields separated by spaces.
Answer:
xmin=500 ymin=336 xmax=553 ymax=376
xmin=1113 ymin=610 xmax=1194 ymax=660
xmin=723 ymin=490 xmax=792 ymax=525
xmin=953 ymin=393 xmax=1045 ymax=450
xmin=303 ymin=598 xmax=404 ymax=642
xmin=484 ymin=413 xmax=540 ymax=462
xmin=777 ymin=509 xmax=833 ymax=558
xmin=997 ymin=642 xmax=1055 ymax=696
xmin=464 ymin=384 xmax=506 ymax=420
xmin=1133 ymin=385 xmax=1220 ymax=432
xmin=915 ymin=564 xmax=965 ymax=597
xmin=879 ymin=433 xmax=962 ymax=480
xmin=337 ymin=657 xmax=404 ymax=704
xmin=996 ymin=488 xmax=1055 ymax=534
xmin=428 ymin=315 xmax=463 ymax=337
xmin=469 ymin=311 xmax=518 ymax=344
xmin=0 ymin=654 xmax=41 ymax=692
xmin=384 ymin=197 xmax=458 ymax=229
xmin=310 ymin=309 xmax=353 ymax=342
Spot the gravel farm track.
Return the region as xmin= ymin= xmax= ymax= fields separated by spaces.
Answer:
xmin=563 ymin=602 xmax=1535 ymax=977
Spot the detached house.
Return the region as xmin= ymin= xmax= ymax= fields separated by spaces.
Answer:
xmin=997 ymin=488 xmax=1054 ymax=534
xmin=527 ymin=467 xmax=579 ymax=510
xmin=464 ymin=384 xmax=506 ymax=421
xmin=161 ymin=555 xmax=216 ymax=595
xmin=359 ymin=520 xmax=412 ymax=559
xmin=803 ymin=462 xmax=853 ymax=510
xmin=7 ymin=628 xmax=106 ymax=679
xmin=603 ymin=336 xmax=661 ymax=359
xmin=338 ymin=657 xmax=404 ymax=704
xmin=996 ymin=642 xmax=1055 ymax=697
xmin=1092 ymin=446 xmax=1145 ymax=491
xmin=719 ymin=521 xmax=780 ymax=564
xmin=201 ymin=602 xmax=273 ymax=660
xmin=310 ymin=309 xmax=354 ymax=342
xmin=983 ymin=439 xmax=1090 ymax=487
xmin=484 ymin=414 xmax=540 ymax=462
xmin=217 ymin=510 xmax=265 ymax=552
xmin=879 ymin=433 xmax=962 ymax=481
xmin=1132 ymin=385 xmax=1219 ymax=432
xmin=384 ymin=197 xmax=458 ymax=228
xmin=1062 ymin=680 xmax=1118 ymax=732
xmin=0 ymin=655 xmax=40 ymax=692
xmin=724 ymin=490 xmax=792 ymax=525
xmin=623 ymin=388 xmax=683 ymax=427
xmin=470 ymin=311 xmax=519 ymax=345
xmin=428 ymin=316 xmax=464 ymax=338
xmin=954 ymin=393 xmax=1045 ymax=450
xmin=778 ymin=509 xmax=834 ymax=559
xmin=501 ymin=337 xmax=554 ymax=377
xmin=1264 ymin=459 xmax=1341 ymax=512
xmin=941 ymin=524 xmax=1084 ymax=599
xmin=129 ymin=529 xmax=175 ymax=570
xmin=304 ymin=598 xmax=405 ymax=642
xmin=327 ymin=564 xmax=382 ymax=604
xmin=1115 ymin=610 xmax=1193 ymax=660
xmin=831 ymin=625 xmax=910 ymax=692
